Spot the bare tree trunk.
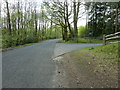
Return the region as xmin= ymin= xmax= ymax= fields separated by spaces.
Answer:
xmin=17 ymin=1 xmax=20 ymax=30
xmin=6 ymin=0 xmax=12 ymax=35
xmin=73 ymin=0 xmax=80 ymax=42
xmin=63 ymin=2 xmax=68 ymax=41
xmin=115 ymin=4 xmax=118 ymax=32
xmin=50 ymin=16 xmax=53 ymax=38
xmin=65 ymin=1 xmax=74 ymax=40
xmin=73 ymin=1 xmax=77 ymax=42
xmin=6 ymin=0 xmax=12 ymax=47
xmin=62 ymin=27 xmax=65 ymax=40
xmin=34 ymin=7 xmax=37 ymax=36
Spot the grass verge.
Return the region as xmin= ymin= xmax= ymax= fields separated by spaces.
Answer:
xmin=58 ymin=38 xmax=103 ymax=44
xmin=68 ymin=43 xmax=118 ymax=87
xmin=65 ymin=43 xmax=119 ymax=87
xmin=69 ymin=43 xmax=118 ymax=73
xmin=1 ymin=40 xmax=47 ymax=52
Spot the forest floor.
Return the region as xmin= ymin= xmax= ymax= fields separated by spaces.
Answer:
xmin=53 ymin=43 xmax=119 ymax=88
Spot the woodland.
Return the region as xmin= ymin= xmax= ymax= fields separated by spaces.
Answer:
xmin=0 ymin=0 xmax=120 ymax=48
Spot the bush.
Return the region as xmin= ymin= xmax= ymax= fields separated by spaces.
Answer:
xmin=78 ymin=26 xmax=86 ymax=37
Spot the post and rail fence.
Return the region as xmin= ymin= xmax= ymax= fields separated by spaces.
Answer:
xmin=103 ymin=32 xmax=120 ymax=45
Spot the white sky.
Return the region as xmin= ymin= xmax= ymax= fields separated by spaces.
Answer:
xmin=78 ymin=16 xmax=86 ymax=26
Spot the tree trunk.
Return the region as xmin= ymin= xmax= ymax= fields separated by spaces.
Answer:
xmin=50 ymin=16 xmax=53 ymax=38
xmin=65 ymin=1 xmax=74 ymax=40
xmin=63 ymin=2 xmax=68 ymax=41
xmin=73 ymin=1 xmax=77 ymax=42
xmin=62 ymin=27 xmax=65 ymax=40
xmin=6 ymin=0 xmax=12 ymax=35
xmin=17 ymin=1 xmax=20 ymax=30
xmin=115 ymin=4 xmax=118 ymax=32
xmin=35 ymin=8 xmax=37 ymax=36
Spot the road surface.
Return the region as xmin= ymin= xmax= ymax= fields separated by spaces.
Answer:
xmin=2 ymin=39 xmax=102 ymax=88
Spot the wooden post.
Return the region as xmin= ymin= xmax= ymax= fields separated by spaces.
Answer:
xmin=103 ymin=34 xmax=106 ymax=45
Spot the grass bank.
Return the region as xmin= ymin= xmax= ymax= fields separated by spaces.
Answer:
xmin=1 ymin=40 xmax=47 ymax=52
xmin=58 ymin=38 xmax=103 ymax=44
xmin=70 ymin=43 xmax=118 ymax=73
xmin=68 ymin=43 xmax=118 ymax=87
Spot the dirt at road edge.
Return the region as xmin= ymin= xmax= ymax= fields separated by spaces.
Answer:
xmin=52 ymin=52 xmax=118 ymax=88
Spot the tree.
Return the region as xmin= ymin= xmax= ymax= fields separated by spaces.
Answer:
xmin=6 ymin=0 xmax=12 ymax=35
xmin=73 ymin=0 xmax=80 ymax=42
xmin=86 ymin=2 xmax=120 ymax=38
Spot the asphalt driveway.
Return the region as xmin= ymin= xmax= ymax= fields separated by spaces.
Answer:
xmin=2 ymin=39 xmax=102 ymax=88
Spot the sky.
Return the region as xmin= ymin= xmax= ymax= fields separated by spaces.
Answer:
xmin=78 ymin=16 xmax=86 ymax=26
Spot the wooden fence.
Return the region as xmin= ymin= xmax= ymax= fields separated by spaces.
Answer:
xmin=103 ymin=32 xmax=120 ymax=45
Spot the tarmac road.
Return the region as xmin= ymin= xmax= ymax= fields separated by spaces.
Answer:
xmin=2 ymin=39 xmax=102 ymax=88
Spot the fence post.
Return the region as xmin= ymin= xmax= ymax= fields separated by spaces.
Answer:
xmin=103 ymin=34 xmax=106 ymax=45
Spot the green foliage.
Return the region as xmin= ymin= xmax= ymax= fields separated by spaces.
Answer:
xmin=1 ymin=1 xmax=62 ymax=49
xmin=45 ymin=26 xmax=62 ymax=39
xmin=78 ymin=26 xmax=86 ymax=37
xmin=2 ymin=26 xmax=62 ymax=48
xmin=86 ymin=2 xmax=120 ymax=37
xmin=90 ymin=43 xmax=118 ymax=55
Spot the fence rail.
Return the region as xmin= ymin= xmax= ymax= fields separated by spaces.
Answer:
xmin=103 ymin=32 xmax=120 ymax=45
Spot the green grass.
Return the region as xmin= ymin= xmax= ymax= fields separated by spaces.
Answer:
xmin=1 ymin=40 xmax=47 ymax=51
xmin=58 ymin=38 xmax=103 ymax=44
xmin=69 ymin=43 xmax=118 ymax=74
xmin=78 ymin=38 xmax=103 ymax=43
xmin=83 ymin=43 xmax=118 ymax=56
xmin=10 ymin=42 xmax=39 ymax=48
xmin=0 ymin=35 xmax=2 ymax=48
